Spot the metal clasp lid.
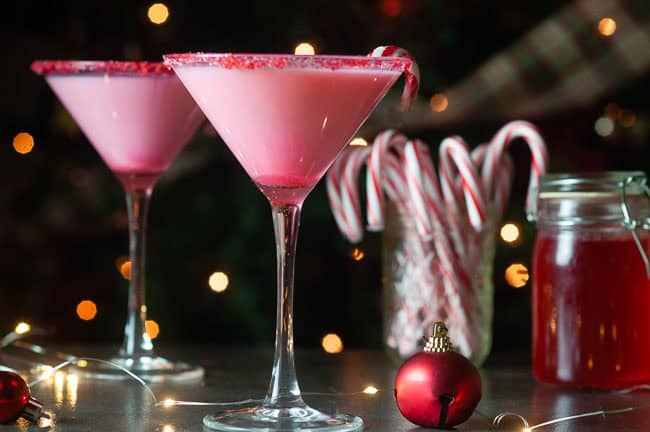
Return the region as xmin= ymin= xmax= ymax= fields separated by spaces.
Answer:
xmin=620 ymin=175 xmax=650 ymax=279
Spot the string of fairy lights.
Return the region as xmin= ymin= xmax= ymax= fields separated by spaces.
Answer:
xmin=4 ymin=324 xmax=649 ymax=432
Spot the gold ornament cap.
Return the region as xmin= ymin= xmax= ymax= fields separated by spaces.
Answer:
xmin=423 ymin=322 xmax=454 ymax=353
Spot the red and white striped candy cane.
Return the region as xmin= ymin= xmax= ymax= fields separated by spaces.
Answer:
xmin=403 ymin=140 xmax=452 ymax=239
xmin=326 ymin=151 xmax=350 ymax=239
xmin=414 ymin=140 xmax=445 ymax=219
xmin=369 ymin=45 xmax=420 ymax=111
xmin=384 ymin=152 xmax=410 ymax=208
xmin=366 ymin=130 xmax=408 ymax=231
xmin=437 ymin=137 xmax=468 ymax=257
xmin=327 ymin=147 xmax=370 ymax=243
xmin=340 ymin=147 xmax=372 ymax=243
xmin=403 ymin=140 xmax=435 ymax=239
xmin=471 ymin=143 xmax=489 ymax=167
xmin=482 ymin=120 xmax=548 ymax=209
xmin=439 ymin=136 xmax=487 ymax=232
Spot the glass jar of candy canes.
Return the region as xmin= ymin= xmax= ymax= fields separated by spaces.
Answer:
xmin=382 ymin=199 xmax=497 ymax=365
xmin=326 ymin=121 xmax=548 ymax=366
xmin=529 ymin=172 xmax=650 ymax=388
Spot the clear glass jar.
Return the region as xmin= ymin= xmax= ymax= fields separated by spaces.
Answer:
xmin=382 ymin=199 xmax=495 ymax=365
xmin=530 ymin=172 xmax=650 ymax=388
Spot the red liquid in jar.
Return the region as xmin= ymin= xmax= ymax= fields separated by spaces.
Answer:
xmin=533 ymin=230 xmax=650 ymax=388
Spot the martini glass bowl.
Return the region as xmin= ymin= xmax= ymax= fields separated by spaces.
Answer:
xmin=31 ymin=60 xmax=205 ymax=382
xmin=165 ymin=53 xmax=412 ymax=431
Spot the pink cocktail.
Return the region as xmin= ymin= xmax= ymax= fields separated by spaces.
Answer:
xmin=165 ymin=53 xmax=413 ymax=431
xmin=31 ymin=61 xmax=205 ymax=381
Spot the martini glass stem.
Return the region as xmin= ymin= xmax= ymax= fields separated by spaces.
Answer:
xmin=121 ymin=187 xmax=154 ymax=358
xmin=266 ymin=203 xmax=305 ymax=408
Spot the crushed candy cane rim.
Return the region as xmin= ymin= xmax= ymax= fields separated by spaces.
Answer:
xmin=30 ymin=60 xmax=174 ymax=76
xmin=163 ymin=52 xmax=412 ymax=72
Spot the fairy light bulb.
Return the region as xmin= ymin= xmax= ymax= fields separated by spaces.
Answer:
xmin=363 ymin=385 xmax=379 ymax=395
xmin=148 ymin=3 xmax=169 ymax=24
xmin=349 ymin=137 xmax=368 ymax=147
xmin=13 ymin=132 xmax=35 ymax=154
xmin=14 ymin=323 xmax=31 ymax=335
xmin=294 ymin=42 xmax=315 ymax=55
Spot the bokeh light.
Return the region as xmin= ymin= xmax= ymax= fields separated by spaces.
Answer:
xmin=619 ymin=111 xmax=637 ymax=128
xmin=147 ymin=3 xmax=169 ymax=24
xmin=429 ymin=93 xmax=449 ymax=112
xmin=146 ymin=319 xmax=160 ymax=339
xmin=321 ymin=333 xmax=344 ymax=354
xmin=120 ymin=260 xmax=132 ymax=280
xmin=209 ymin=271 xmax=229 ymax=293
xmin=381 ymin=0 xmax=402 ymax=17
xmin=598 ymin=17 xmax=616 ymax=36
xmin=594 ymin=116 xmax=615 ymax=137
xmin=351 ymin=247 xmax=365 ymax=261
xmin=54 ymin=371 xmax=65 ymax=388
xmin=294 ymin=42 xmax=316 ymax=55
xmin=162 ymin=426 xmax=176 ymax=432
xmin=363 ymin=385 xmax=379 ymax=395
xmin=13 ymin=132 xmax=35 ymax=154
xmin=14 ymin=322 xmax=31 ymax=335
xmin=505 ymin=264 xmax=529 ymax=288
xmin=500 ymin=223 xmax=521 ymax=243
xmin=67 ymin=373 xmax=79 ymax=408
xmin=349 ymin=137 xmax=368 ymax=147
xmin=76 ymin=300 xmax=98 ymax=321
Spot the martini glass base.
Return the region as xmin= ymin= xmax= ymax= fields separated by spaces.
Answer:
xmin=202 ymin=404 xmax=363 ymax=432
xmin=72 ymin=355 xmax=204 ymax=383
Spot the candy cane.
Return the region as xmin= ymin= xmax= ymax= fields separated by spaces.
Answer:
xmin=366 ymin=130 xmax=409 ymax=231
xmin=340 ymin=147 xmax=372 ymax=243
xmin=326 ymin=151 xmax=351 ymax=239
xmin=327 ymin=147 xmax=370 ymax=243
xmin=384 ymin=153 xmax=410 ymax=208
xmin=403 ymin=141 xmax=435 ymax=239
xmin=369 ymin=45 xmax=420 ymax=111
xmin=482 ymin=120 xmax=548 ymax=208
xmin=439 ymin=137 xmax=487 ymax=231
xmin=471 ymin=143 xmax=489 ymax=167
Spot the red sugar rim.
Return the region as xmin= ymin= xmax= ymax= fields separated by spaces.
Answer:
xmin=162 ymin=53 xmax=412 ymax=72
xmin=30 ymin=60 xmax=174 ymax=76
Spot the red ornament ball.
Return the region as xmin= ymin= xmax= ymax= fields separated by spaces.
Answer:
xmin=0 ymin=371 xmax=31 ymax=423
xmin=394 ymin=325 xmax=482 ymax=428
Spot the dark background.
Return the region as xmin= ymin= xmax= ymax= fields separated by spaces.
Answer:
xmin=0 ymin=0 xmax=648 ymax=356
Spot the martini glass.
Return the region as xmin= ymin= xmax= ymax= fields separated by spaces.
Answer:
xmin=165 ymin=53 xmax=411 ymax=431
xmin=31 ymin=61 xmax=205 ymax=382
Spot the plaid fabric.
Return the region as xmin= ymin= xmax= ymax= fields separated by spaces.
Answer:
xmin=395 ymin=0 xmax=650 ymax=128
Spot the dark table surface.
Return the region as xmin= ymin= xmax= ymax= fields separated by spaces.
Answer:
xmin=1 ymin=346 xmax=650 ymax=431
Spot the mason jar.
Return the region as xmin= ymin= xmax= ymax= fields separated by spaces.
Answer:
xmin=530 ymin=172 xmax=650 ymax=388
xmin=382 ymin=199 xmax=495 ymax=365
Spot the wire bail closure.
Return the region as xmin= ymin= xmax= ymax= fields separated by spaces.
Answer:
xmin=620 ymin=175 xmax=650 ymax=279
